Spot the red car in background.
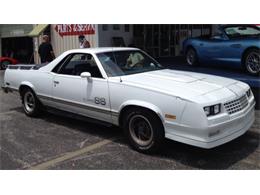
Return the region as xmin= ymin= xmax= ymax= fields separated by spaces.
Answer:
xmin=0 ymin=57 xmax=18 ymax=70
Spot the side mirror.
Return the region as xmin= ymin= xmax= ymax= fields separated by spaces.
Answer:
xmin=80 ymin=72 xmax=91 ymax=78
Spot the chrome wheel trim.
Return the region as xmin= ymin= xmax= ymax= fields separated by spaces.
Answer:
xmin=129 ymin=114 xmax=153 ymax=147
xmin=24 ymin=91 xmax=35 ymax=113
xmin=246 ymin=51 xmax=260 ymax=74
xmin=186 ymin=49 xmax=196 ymax=65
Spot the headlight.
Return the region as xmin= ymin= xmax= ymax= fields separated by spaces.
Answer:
xmin=204 ymin=104 xmax=221 ymax=117
xmin=246 ymin=89 xmax=251 ymax=98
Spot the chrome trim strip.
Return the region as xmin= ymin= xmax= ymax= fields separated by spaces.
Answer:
xmin=111 ymin=111 xmax=119 ymax=117
xmin=11 ymin=88 xmax=19 ymax=92
xmin=1 ymin=86 xmax=19 ymax=93
xmin=38 ymin=94 xmax=119 ymax=116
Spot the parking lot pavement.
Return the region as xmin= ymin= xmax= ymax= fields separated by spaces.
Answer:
xmin=0 ymin=91 xmax=121 ymax=169
xmin=0 ymin=70 xmax=259 ymax=170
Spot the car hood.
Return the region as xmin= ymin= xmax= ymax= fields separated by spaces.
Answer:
xmin=120 ymin=69 xmax=245 ymax=101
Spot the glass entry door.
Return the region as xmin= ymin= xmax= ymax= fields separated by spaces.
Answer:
xmin=144 ymin=25 xmax=177 ymax=57
xmin=133 ymin=24 xmax=212 ymax=57
xmin=143 ymin=25 xmax=160 ymax=57
xmin=159 ymin=25 xmax=170 ymax=57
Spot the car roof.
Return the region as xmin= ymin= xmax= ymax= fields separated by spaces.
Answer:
xmin=66 ymin=47 xmax=140 ymax=54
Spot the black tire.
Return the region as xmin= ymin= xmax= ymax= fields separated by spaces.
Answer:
xmin=123 ymin=108 xmax=164 ymax=153
xmin=186 ymin=47 xmax=199 ymax=66
xmin=21 ymin=88 xmax=42 ymax=117
xmin=243 ymin=48 xmax=260 ymax=76
xmin=1 ymin=60 xmax=11 ymax=70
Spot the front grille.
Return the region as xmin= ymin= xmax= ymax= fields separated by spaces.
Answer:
xmin=224 ymin=95 xmax=248 ymax=115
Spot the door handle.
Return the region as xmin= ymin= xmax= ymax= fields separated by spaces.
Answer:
xmin=54 ymin=81 xmax=59 ymax=84
xmin=200 ymin=43 xmax=204 ymax=46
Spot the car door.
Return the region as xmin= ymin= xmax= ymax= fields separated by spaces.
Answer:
xmin=198 ymin=37 xmax=226 ymax=63
xmin=51 ymin=53 xmax=112 ymax=123
xmin=199 ymin=34 xmax=241 ymax=64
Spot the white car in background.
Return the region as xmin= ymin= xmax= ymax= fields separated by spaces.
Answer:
xmin=2 ymin=48 xmax=255 ymax=153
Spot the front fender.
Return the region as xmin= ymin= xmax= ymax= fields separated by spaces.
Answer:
xmin=119 ymin=100 xmax=164 ymax=122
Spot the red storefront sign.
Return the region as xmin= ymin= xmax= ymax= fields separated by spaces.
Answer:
xmin=55 ymin=24 xmax=95 ymax=37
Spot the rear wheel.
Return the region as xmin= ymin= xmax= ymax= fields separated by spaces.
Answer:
xmin=244 ymin=49 xmax=260 ymax=76
xmin=21 ymin=88 xmax=42 ymax=117
xmin=186 ymin=47 xmax=199 ymax=66
xmin=1 ymin=60 xmax=11 ymax=70
xmin=123 ymin=108 xmax=164 ymax=153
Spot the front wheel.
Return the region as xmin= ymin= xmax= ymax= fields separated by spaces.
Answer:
xmin=186 ymin=47 xmax=199 ymax=66
xmin=22 ymin=88 xmax=42 ymax=117
xmin=244 ymin=49 xmax=260 ymax=76
xmin=123 ymin=108 xmax=164 ymax=153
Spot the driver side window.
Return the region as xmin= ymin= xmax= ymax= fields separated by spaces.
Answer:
xmin=54 ymin=53 xmax=103 ymax=78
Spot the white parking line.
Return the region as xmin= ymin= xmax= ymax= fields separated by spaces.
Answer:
xmin=28 ymin=138 xmax=114 ymax=170
xmin=0 ymin=110 xmax=17 ymax=115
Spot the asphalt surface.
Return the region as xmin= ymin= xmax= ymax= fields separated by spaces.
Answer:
xmin=0 ymin=70 xmax=259 ymax=170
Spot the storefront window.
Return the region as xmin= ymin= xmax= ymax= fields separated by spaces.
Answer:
xmin=113 ymin=25 xmax=120 ymax=30
xmin=124 ymin=25 xmax=130 ymax=32
xmin=102 ymin=24 xmax=108 ymax=31
xmin=133 ymin=24 xmax=212 ymax=57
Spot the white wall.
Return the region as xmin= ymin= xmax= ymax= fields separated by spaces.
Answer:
xmin=98 ymin=24 xmax=133 ymax=47
xmin=50 ymin=24 xmax=99 ymax=57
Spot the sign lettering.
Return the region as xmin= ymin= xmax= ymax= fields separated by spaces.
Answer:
xmin=55 ymin=24 xmax=95 ymax=37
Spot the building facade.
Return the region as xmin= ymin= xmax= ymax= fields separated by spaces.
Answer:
xmin=0 ymin=24 xmax=216 ymax=64
xmin=0 ymin=24 xmax=34 ymax=63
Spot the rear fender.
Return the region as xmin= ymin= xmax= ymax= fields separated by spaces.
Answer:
xmin=20 ymin=81 xmax=35 ymax=90
xmin=19 ymin=81 xmax=36 ymax=95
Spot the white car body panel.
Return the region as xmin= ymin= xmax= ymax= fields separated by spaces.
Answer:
xmin=3 ymin=47 xmax=255 ymax=149
xmin=50 ymin=74 xmax=111 ymax=122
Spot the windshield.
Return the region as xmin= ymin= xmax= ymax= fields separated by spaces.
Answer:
xmin=96 ymin=50 xmax=164 ymax=77
xmin=224 ymin=26 xmax=260 ymax=38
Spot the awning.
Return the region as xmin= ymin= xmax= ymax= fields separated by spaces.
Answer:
xmin=28 ymin=24 xmax=49 ymax=37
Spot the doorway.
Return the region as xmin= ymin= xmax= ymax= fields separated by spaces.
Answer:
xmin=1 ymin=37 xmax=34 ymax=64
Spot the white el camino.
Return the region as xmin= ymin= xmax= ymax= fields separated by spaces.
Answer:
xmin=2 ymin=48 xmax=255 ymax=153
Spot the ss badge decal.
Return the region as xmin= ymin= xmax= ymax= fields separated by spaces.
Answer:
xmin=94 ymin=97 xmax=106 ymax=105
